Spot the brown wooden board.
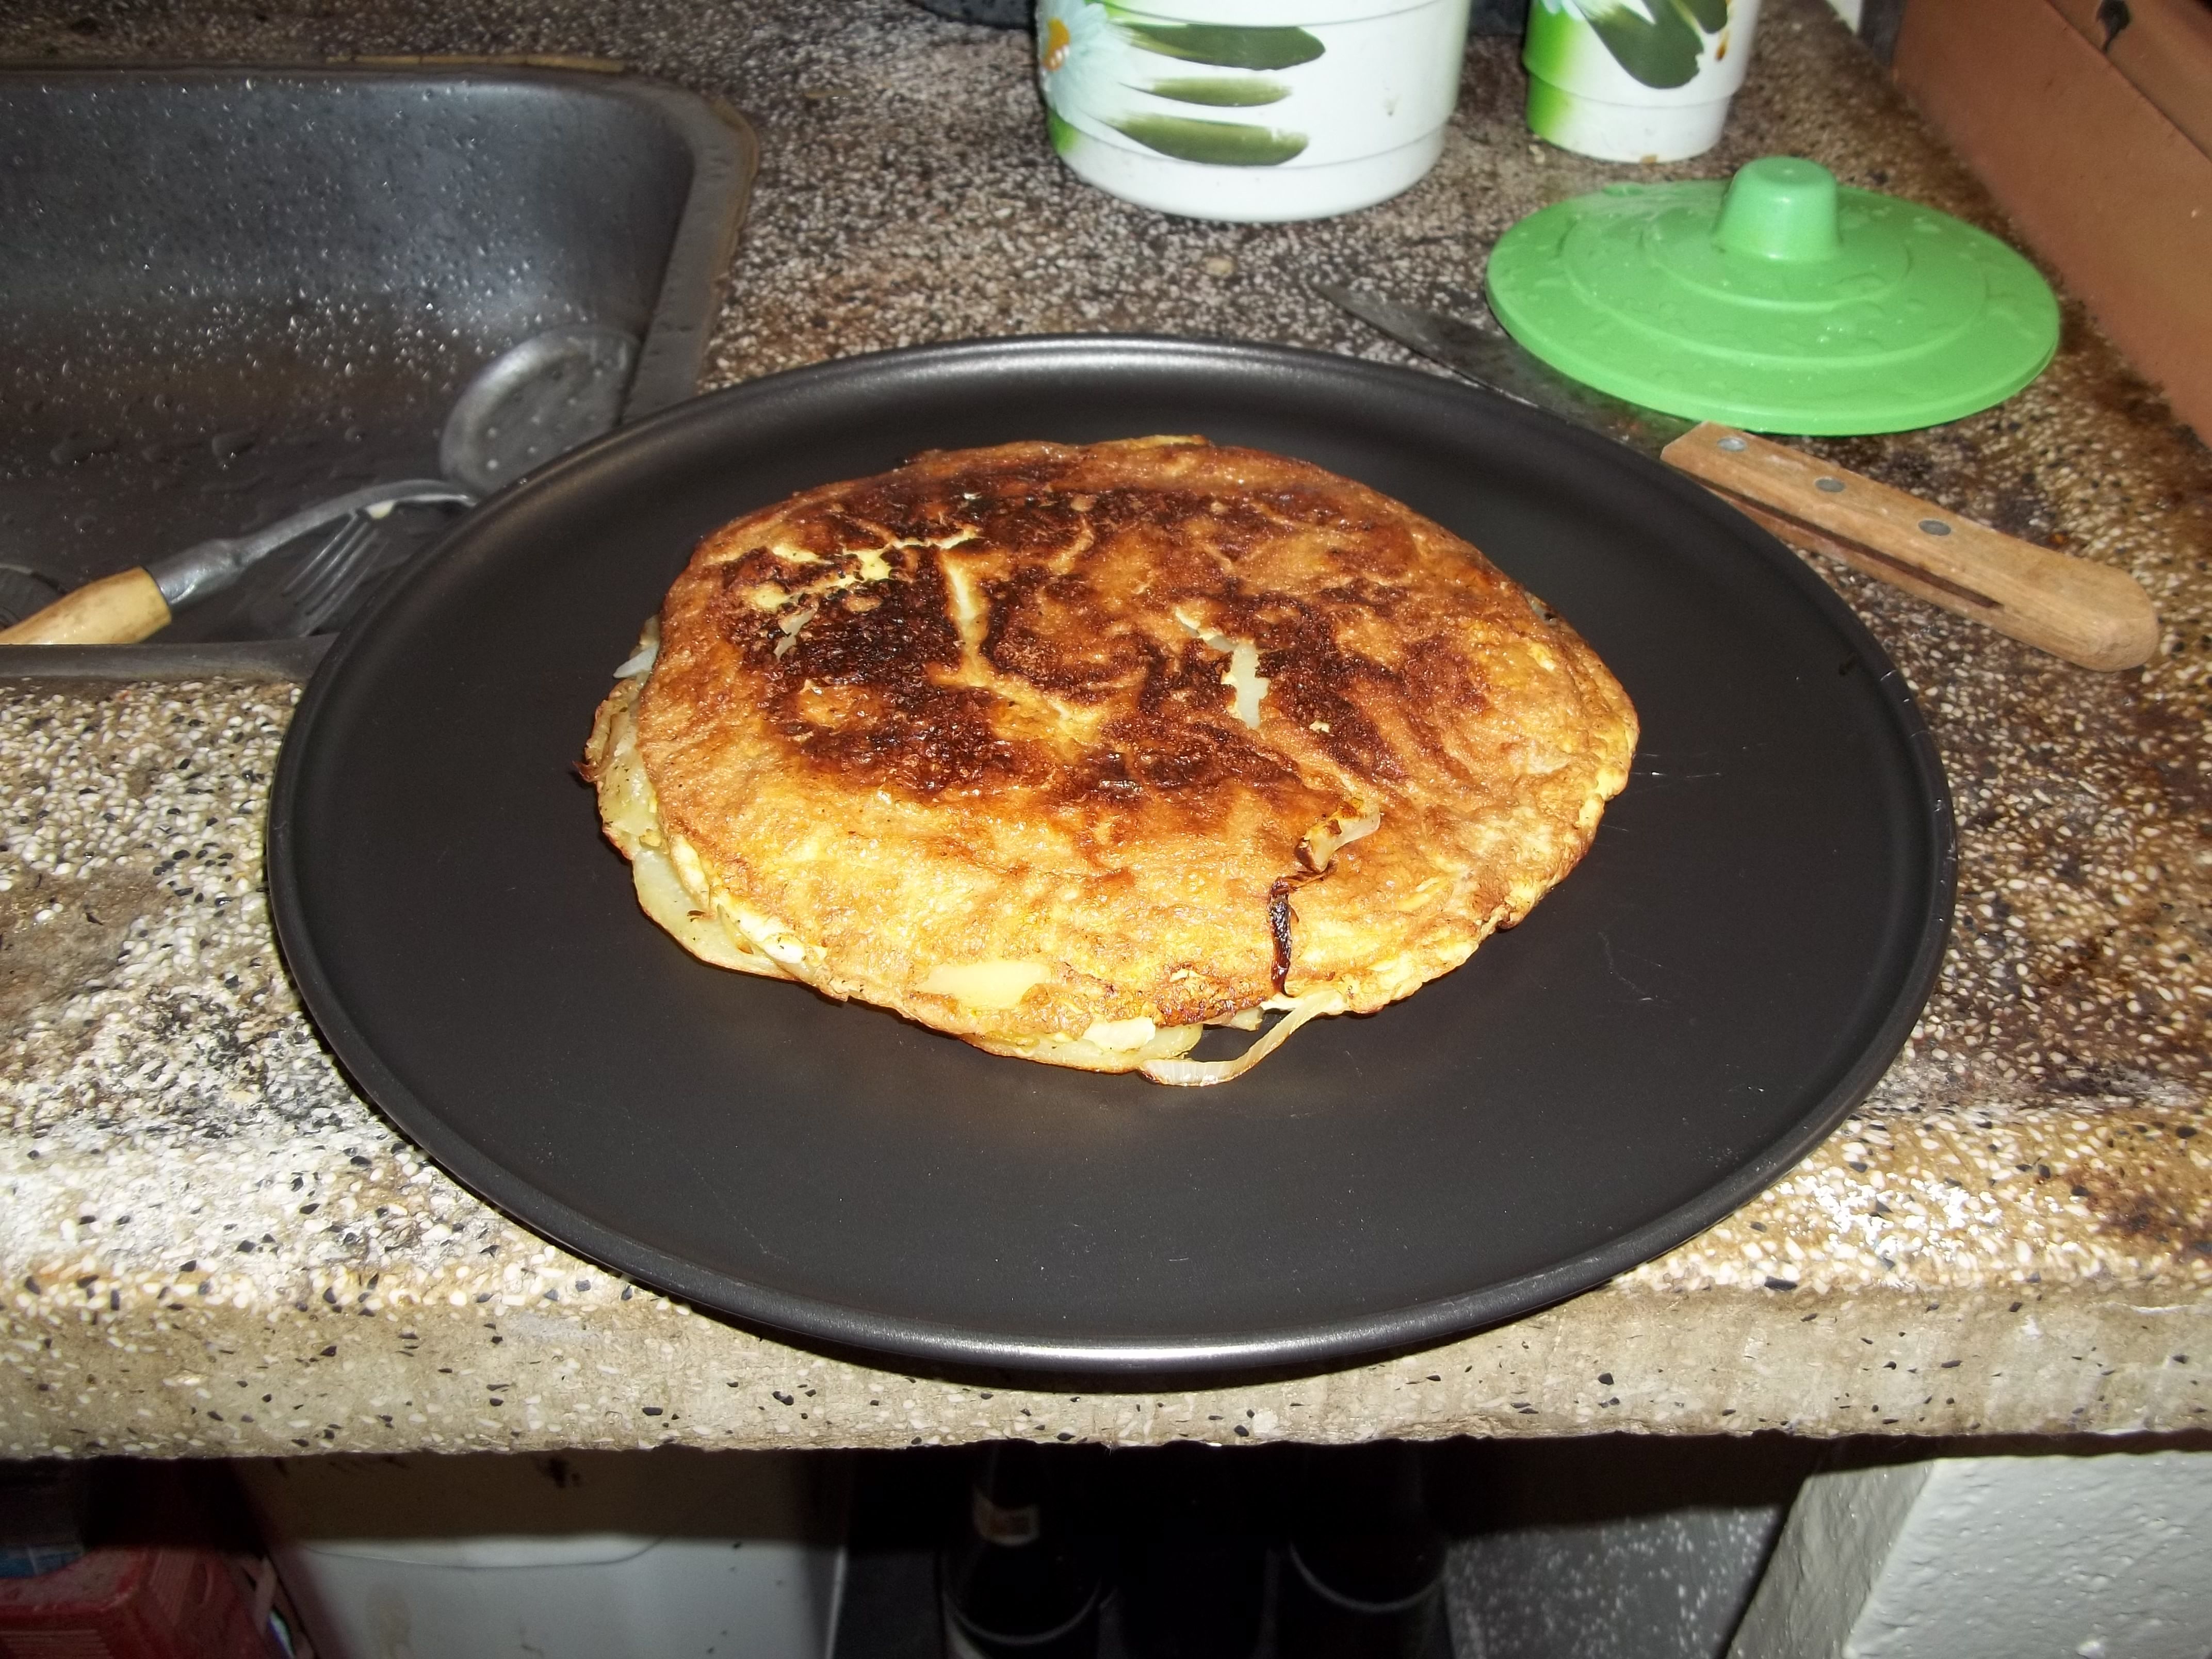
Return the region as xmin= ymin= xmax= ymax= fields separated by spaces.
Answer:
xmin=1896 ymin=0 xmax=2212 ymax=442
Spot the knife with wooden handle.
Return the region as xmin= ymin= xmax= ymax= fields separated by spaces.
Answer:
xmin=1318 ymin=283 xmax=2160 ymax=671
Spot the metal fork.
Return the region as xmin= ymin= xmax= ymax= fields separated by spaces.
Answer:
xmin=271 ymin=513 xmax=385 ymax=637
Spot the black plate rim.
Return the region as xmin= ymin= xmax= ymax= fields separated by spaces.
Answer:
xmin=268 ymin=333 xmax=1956 ymax=1375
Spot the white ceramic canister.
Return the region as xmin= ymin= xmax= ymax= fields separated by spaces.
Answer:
xmin=1522 ymin=0 xmax=1761 ymax=164
xmin=1036 ymin=0 xmax=1474 ymax=222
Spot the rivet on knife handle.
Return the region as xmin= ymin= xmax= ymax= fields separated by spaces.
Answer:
xmin=1660 ymin=424 xmax=2160 ymax=671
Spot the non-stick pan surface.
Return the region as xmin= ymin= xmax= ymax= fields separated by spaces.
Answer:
xmin=269 ymin=337 xmax=1953 ymax=1374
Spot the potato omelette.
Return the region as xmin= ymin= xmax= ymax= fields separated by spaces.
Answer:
xmin=582 ymin=436 xmax=1636 ymax=1084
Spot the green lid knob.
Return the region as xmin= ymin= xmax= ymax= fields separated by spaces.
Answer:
xmin=1713 ymin=157 xmax=1841 ymax=263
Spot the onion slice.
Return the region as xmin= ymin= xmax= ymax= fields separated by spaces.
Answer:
xmin=613 ymin=616 xmax=661 ymax=680
xmin=1300 ymin=810 xmax=1381 ymax=872
xmin=1139 ymin=991 xmax=1347 ymax=1087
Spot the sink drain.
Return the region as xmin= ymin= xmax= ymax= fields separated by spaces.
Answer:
xmin=438 ymin=326 xmax=639 ymax=496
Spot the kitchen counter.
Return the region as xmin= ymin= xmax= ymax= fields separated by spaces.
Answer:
xmin=3 ymin=0 xmax=2207 ymax=1459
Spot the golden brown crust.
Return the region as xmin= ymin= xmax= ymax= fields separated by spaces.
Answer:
xmin=594 ymin=437 xmax=1637 ymax=1075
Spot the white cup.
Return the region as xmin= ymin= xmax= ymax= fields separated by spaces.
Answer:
xmin=1037 ymin=0 xmax=1474 ymax=221
xmin=1522 ymin=0 xmax=1762 ymax=163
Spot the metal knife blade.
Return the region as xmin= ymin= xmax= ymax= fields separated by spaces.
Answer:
xmin=1315 ymin=282 xmax=1695 ymax=454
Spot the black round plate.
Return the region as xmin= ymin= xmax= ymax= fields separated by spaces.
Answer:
xmin=269 ymin=337 xmax=1954 ymax=1374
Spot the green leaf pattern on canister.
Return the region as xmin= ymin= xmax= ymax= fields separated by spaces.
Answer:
xmin=1118 ymin=21 xmax=1326 ymax=69
xmin=1037 ymin=0 xmax=1312 ymax=166
xmin=1524 ymin=0 xmax=1742 ymax=91
xmin=1142 ymin=76 xmax=1291 ymax=106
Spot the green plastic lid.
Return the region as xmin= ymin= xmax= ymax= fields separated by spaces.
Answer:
xmin=1484 ymin=157 xmax=2060 ymax=435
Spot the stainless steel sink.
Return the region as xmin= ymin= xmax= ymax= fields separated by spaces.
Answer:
xmin=0 ymin=65 xmax=755 ymax=676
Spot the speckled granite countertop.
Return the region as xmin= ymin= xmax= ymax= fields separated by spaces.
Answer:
xmin=3 ymin=0 xmax=2208 ymax=1459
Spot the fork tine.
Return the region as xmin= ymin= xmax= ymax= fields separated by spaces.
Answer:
xmin=281 ymin=514 xmax=373 ymax=603
xmin=286 ymin=517 xmax=384 ymax=631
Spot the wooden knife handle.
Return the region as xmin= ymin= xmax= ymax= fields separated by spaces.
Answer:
xmin=1660 ymin=423 xmax=2160 ymax=671
xmin=0 ymin=567 xmax=172 ymax=646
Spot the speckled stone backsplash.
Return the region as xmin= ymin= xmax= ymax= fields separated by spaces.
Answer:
xmin=2 ymin=0 xmax=2207 ymax=1457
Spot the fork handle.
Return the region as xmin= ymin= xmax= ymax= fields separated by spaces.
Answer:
xmin=0 ymin=568 xmax=171 ymax=645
